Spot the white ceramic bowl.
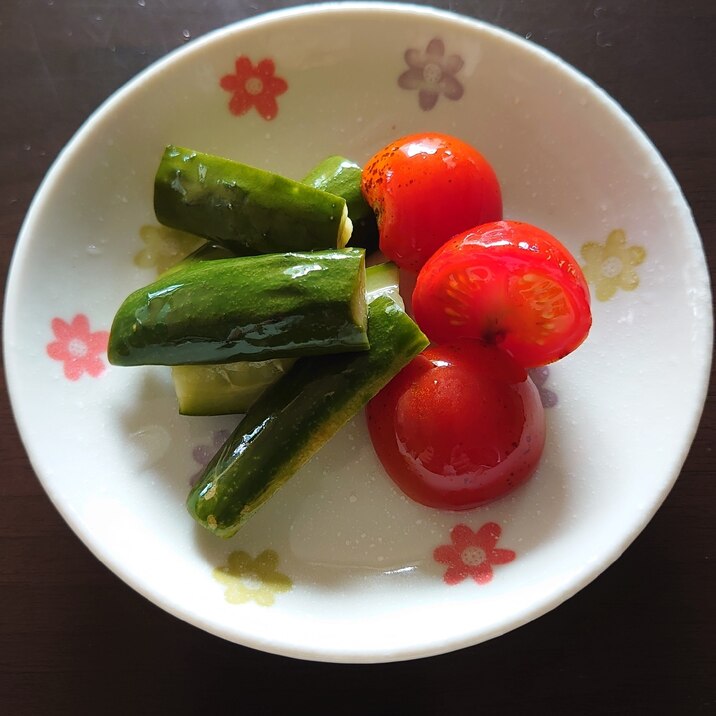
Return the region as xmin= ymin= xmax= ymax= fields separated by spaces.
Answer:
xmin=5 ymin=3 xmax=712 ymax=662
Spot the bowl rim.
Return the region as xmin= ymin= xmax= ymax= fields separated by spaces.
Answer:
xmin=4 ymin=1 xmax=713 ymax=663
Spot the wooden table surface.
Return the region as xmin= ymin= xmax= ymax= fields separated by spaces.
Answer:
xmin=1 ymin=1 xmax=714 ymax=713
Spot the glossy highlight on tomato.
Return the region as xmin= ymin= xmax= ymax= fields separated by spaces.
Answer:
xmin=361 ymin=133 xmax=502 ymax=272
xmin=366 ymin=341 xmax=545 ymax=510
xmin=412 ymin=221 xmax=592 ymax=368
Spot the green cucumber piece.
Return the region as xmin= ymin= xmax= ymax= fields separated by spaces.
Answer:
xmin=302 ymin=156 xmax=371 ymax=222
xmin=108 ymin=248 xmax=368 ymax=366
xmin=169 ymin=242 xmax=283 ymax=415
xmin=169 ymin=262 xmax=402 ymax=416
xmin=168 ymin=262 xmax=401 ymax=416
xmin=187 ymin=294 xmax=428 ymax=537
xmin=302 ymin=155 xmax=379 ymax=254
xmin=159 ymin=242 xmax=235 ymax=276
xmin=365 ymin=261 xmax=403 ymax=308
xmin=172 ymin=359 xmax=295 ymax=416
xmin=172 ymin=241 xmax=235 ymax=265
xmin=154 ymin=146 xmax=352 ymax=255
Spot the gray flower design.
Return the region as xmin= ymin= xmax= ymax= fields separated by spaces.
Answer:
xmin=398 ymin=37 xmax=464 ymax=111
xmin=190 ymin=429 xmax=230 ymax=485
xmin=529 ymin=367 xmax=558 ymax=409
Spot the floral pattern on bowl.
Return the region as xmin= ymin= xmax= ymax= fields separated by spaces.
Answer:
xmin=46 ymin=314 xmax=109 ymax=381
xmin=5 ymin=4 xmax=709 ymax=663
xmin=214 ymin=549 xmax=292 ymax=606
xmin=434 ymin=523 xmax=516 ymax=585
xmin=220 ymin=56 xmax=288 ymax=120
xmin=398 ymin=37 xmax=465 ymax=111
xmin=529 ymin=366 xmax=558 ymax=408
xmin=581 ymin=229 xmax=647 ymax=301
xmin=190 ymin=429 xmax=230 ymax=486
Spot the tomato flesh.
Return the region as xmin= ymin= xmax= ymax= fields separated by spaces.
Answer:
xmin=362 ymin=133 xmax=502 ymax=272
xmin=366 ymin=341 xmax=545 ymax=510
xmin=412 ymin=221 xmax=592 ymax=368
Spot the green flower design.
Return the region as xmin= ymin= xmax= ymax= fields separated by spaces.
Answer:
xmin=581 ymin=229 xmax=646 ymax=302
xmin=213 ymin=550 xmax=292 ymax=606
xmin=134 ymin=224 xmax=204 ymax=275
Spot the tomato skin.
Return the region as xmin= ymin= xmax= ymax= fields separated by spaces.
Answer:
xmin=366 ymin=341 xmax=545 ymax=510
xmin=361 ymin=133 xmax=502 ymax=272
xmin=412 ymin=221 xmax=592 ymax=368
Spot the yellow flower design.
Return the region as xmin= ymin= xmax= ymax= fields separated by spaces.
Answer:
xmin=213 ymin=550 xmax=292 ymax=606
xmin=581 ymin=229 xmax=646 ymax=302
xmin=134 ymin=224 xmax=204 ymax=275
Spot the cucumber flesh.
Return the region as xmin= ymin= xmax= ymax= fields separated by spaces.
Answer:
xmin=108 ymin=248 xmax=368 ymax=366
xmin=154 ymin=145 xmax=352 ymax=255
xmin=365 ymin=261 xmax=403 ymax=309
xmin=172 ymin=359 xmax=295 ymax=416
xmin=187 ymin=295 xmax=429 ymax=537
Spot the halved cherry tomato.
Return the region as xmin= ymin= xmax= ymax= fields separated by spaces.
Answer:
xmin=361 ymin=133 xmax=502 ymax=272
xmin=412 ymin=221 xmax=592 ymax=368
xmin=366 ymin=341 xmax=545 ymax=510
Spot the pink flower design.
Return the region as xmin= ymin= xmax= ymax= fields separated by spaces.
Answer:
xmin=220 ymin=56 xmax=288 ymax=120
xmin=529 ymin=366 xmax=558 ymax=408
xmin=190 ymin=429 xmax=230 ymax=485
xmin=398 ymin=37 xmax=464 ymax=111
xmin=46 ymin=314 xmax=109 ymax=381
xmin=434 ymin=523 xmax=516 ymax=585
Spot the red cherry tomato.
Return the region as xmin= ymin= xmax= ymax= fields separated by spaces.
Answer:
xmin=361 ymin=133 xmax=502 ymax=272
xmin=366 ymin=341 xmax=545 ymax=510
xmin=412 ymin=221 xmax=592 ymax=368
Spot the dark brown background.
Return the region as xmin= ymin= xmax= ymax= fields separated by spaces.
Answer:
xmin=1 ymin=1 xmax=714 ymax=714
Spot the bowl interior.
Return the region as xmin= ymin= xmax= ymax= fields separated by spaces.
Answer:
xmin=5 ymin=3 xmax=712 ymax=662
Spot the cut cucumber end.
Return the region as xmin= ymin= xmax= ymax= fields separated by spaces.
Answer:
xmin=365 ymin=261 xmax=403 ymax=309
xmin=108 ymin=249 xmax=369 ymax=365
xmin=350 ymin=251 xmax=367 ymax=336
xmin=187 ymin=295 xmax=429 ymax=537
xmin=338 ymin=203 xmax=353 ymax=248
xmin=155 ymin=146 xmax=352 ymax=255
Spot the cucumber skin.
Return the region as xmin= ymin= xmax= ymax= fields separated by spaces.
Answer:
xmin=302 ymin=156 xmax=379 ymax=255
xmin=187 ymin=295 xmax=429 ymax=538
xmin=108 ymin=249 xmax=368 ymax=366
xmin=159 ymin=242 xmax=234 ymax=277
xmin=172 ymin=242 xmax=235 ymax=265
xmin=171 ymin=263 xmax=398 ymax=416
xmin=155 ymin=146 xmax=348 ymax=255
xmin=302 ymin=156 xmax=371 ymax=222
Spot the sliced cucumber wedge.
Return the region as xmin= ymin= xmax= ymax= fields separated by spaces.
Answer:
xmin=154 ymin=146 xmax=352 ymax=255
xmin=302 ymin=155 xmax=379 ymax=255
xmin=187 ymin=294 xmax=428 ymax=537
xmin=108 ymin=248 xmax=368 ymax=366
xmin=169 ymin=263 xmax=402 ymax=416
xmin=365 ymin=261 xmax=403 ymax=308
